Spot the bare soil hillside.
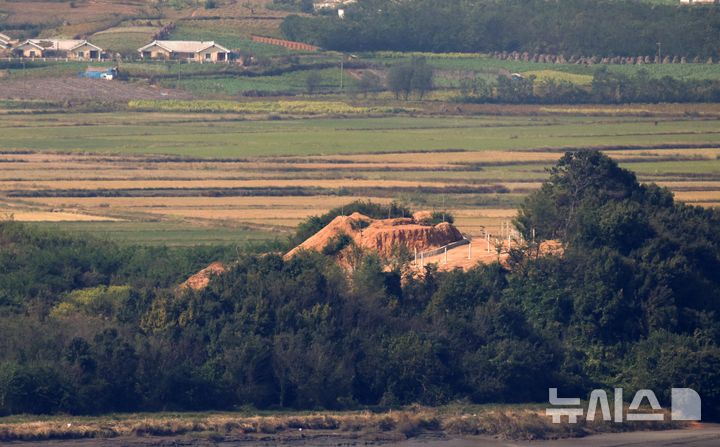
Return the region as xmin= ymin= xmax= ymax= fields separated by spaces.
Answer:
xmin=285 ymin=212 xmax=464 ymax=260
xmin=418 ymin=238 xmax=564 ymax=272
xmin=180 ymin=261 xmax=228 ymax=291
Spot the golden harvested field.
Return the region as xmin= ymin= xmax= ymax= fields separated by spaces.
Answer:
xmin=655 ymin=181 xmax=720 ymax=189
xmin=673 ymin=191 xmax=720 ymax=203
xmin=0 ymin=178 xmax=471 ymax=191
xmin=0 ymin=210 xmax=122 ymax=222
xmin=22 ymin=196 xmax=385 ymax=209
xmin=2 ymin=143 xmax=718 ymax=245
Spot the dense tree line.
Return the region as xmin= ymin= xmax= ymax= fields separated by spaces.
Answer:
xmin=281 ymin=0 xmax=720 ymax=58
xmin=456 ymin=68 xmax=720 ymax=104
xmin=2 ymin=152 xmax=720 ymax=418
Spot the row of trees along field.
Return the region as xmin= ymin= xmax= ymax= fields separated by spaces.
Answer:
xmin=1 ymin=152 xmax=720 ymax=417
xmin=458 ymin=67 xmax=720 ymax=104
xmin=374 ymin=57 xmax=720 ymax=103
xmin=281 ymin=0 xmax=720 ymax=58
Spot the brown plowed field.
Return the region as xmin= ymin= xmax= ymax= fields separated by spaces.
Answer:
xmin=0 ymin=77 xmax=192 ymax=101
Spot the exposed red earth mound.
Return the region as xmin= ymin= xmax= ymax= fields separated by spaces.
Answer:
xmin=283 ymin=212 xmax=464 ymax=260
xmin=181 ymin=214 xmax=564 ymax=289
xmin=181 ymin=212 xmax=465 ymax=291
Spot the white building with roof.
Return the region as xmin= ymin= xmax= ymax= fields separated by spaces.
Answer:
xmin=138 ymin=40 xmax=230 ymax=62
xmin=15 ymin=39 xmax=103 ymax=59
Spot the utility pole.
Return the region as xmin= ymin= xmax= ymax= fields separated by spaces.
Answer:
xmin=339 ymin=54 xmax=357 ymax=93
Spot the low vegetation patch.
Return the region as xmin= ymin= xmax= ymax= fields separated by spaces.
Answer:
xmin=522 ymin=70 xmax=593 ymax=86
xmin=0 ymin=406 xmax=684 ymax=443
xmin=127 ymin=100 xmax=410 ymax=115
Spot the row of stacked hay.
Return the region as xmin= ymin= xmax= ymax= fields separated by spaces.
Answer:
xmin=491 ymin=51 xmax=715 ymax=65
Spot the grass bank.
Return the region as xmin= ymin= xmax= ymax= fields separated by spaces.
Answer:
xmin=0 ymin=404 xmax=683 ymax=443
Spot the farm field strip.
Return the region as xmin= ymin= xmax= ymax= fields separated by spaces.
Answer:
xmin=0 ymin=210 xmax=122 ymax=222
xmin=23 ymin=221 xmax=278 ymax=246
xmin=20 ymin=196 xmax=392 ymax=208
xmin=132 ymin=206 xmax=389 ymax=221
xmin=1 ymin=112 xmax=718 ymax=245
xmin=6 ymin=168 xmax=711 ymax=186
xmin=620 ymin=160 xmax=720 ymax=175
xmin=1 ymin=113 xmax=720 ymax=157
xmin=0 ymin=179 xmax=477 ymax=191
xmin=3 ymin=149 xmax=718 ymax=186
xmin=673 ymin=191 xmax=720 ymax=202
xmin=138 ymin=208 xmax=343 ymax=225
xmin=0 ymin=152 xmax=716 ymax=174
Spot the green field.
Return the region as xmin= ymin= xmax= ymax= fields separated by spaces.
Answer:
xmin=0 ymin=112 xmax=719 ymax=157
xmin=26 ymin=221 xmax=276 ymax=246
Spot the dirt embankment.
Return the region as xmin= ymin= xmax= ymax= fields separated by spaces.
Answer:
xmin=179 ymin=261 xmax=228 ymax=291
xmin=180 ymin=213 xmax=464 ymax=291
xmin=284 ymin=212 xmax=464 ymax=260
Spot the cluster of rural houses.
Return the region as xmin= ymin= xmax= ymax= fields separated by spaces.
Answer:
xmin=0 ymin=34 xmax=232 ymax=62
xmin=14 ymin=39 xmax=104 ymax=60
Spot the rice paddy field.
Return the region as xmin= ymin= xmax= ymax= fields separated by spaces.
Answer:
xmin=0 ymin=103 xmax=718 ymax=246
